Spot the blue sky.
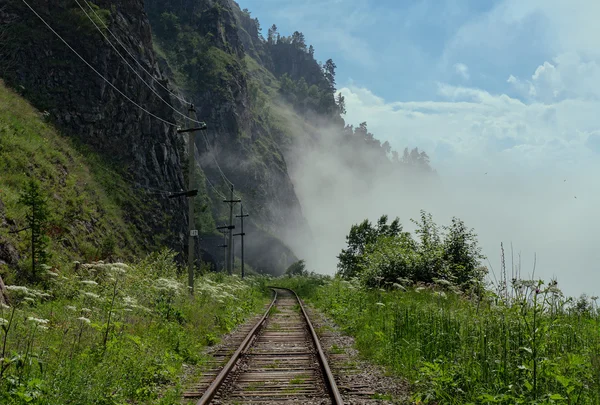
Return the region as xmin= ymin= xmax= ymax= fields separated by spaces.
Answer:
xmin=238 ymin=0 xmax=600 ymax=298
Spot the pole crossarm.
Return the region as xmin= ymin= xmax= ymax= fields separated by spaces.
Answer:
xmin=168 ymin=189 xmax=198 ymax=198
xmin=177 ymin=124 xmax=207 ymax=133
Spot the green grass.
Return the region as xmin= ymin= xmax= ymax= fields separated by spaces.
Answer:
xmin=0 ymin=250 xmax=271 ymax=404
xmin=0 ymin=80 xmax=142 ymax=276
xmin=278 ymin=276 xmax=600 ymax=404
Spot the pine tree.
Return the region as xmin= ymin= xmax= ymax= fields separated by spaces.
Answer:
xmin=18 ymin=180 xmax=50 ymax=281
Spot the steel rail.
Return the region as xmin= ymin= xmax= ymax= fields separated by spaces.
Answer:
xmin=280 ymin=287 xmax=344 ymax=405
xmin=195 ymin=289 xmax=278 ymax=405
xmin=195 ymin=287 xmax=343 ymax=404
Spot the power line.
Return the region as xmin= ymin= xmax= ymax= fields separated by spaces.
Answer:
xmin=21 ymin=0 xmax=178 ymax=127
xmin=203 ymin=171 xmax=227 ymax=200
xmin=83 ymin=0 xmax=190 ymax=105
xmin=200 ymin=132 xmax=234 ymax=187
xmin=77 ymin=0 xmax=204 ymax=125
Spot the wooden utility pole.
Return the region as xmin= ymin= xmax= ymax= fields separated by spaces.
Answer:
xmin=234 ymin=204 xmax=248 ymax=278
xmin=223 ymin=185 xmax=240 ymax=275
xmin=176 ymin=105 xmax=207 ymax=295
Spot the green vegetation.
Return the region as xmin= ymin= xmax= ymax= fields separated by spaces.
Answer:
xmin=17 ymin=180 xmax=51 ymax=282
xmin=276 ymin=215 xmax=600 ymax=404
xmin=0 ymin=250 xmax=270 ymax=404
xmin=338 ymin=212 xmax=486 ymax=291
xmin=0 ymin=80 xmax=144 ymax=279
xmin=284 ymin=259 xmax=307 ymax=276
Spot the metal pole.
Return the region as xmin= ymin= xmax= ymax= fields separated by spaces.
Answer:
xmin=235 ymin=205 xmax=248 ymax=279
xmin=227 ymin=184 xmax=234 ymax=275
xmin=187 ymin=105 xmax=196 ymax=295
xmin=240 ymin=205 xmax=245 ymax=278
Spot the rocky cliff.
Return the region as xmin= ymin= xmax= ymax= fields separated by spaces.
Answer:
xmin=0 ymin=0 xmax=189 ymax=257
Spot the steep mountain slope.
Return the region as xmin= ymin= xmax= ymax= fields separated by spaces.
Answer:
xmin=0 ymin=0 xmax=189 ymax=260
xmin=0 ymin=79 xmax=142 ymax=274
xmin=0 ymin=0 xmax=434 ymax=277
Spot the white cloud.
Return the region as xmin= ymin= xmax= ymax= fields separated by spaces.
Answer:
xmin=508 ymin=53 xmax=600 ymax=103
xmin=454 ymin=63 xmax=470 ymax=80
xmin=336 ymin=67 xmax=600 ymax=297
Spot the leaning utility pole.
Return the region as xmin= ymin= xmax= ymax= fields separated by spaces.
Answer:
xmin=176 ymin=104 xmax=207 ymax=295
xmin=223 ymin=185 xmax=240 ymax=275
xmin=234 ymin=204 xmax=248 ymax=278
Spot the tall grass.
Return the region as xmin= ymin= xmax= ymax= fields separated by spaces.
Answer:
xmin=285 ymin=275 xmax=600 ymax=404
xmin=0 ymin=250 xmax=271 ymax=404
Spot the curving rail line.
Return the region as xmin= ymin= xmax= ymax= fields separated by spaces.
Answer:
xmin=191 ymin=287 xmax=343 ymax=404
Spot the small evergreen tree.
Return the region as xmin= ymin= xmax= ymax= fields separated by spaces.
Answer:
xmin=18 ymin=180 xmax=50 ymax=282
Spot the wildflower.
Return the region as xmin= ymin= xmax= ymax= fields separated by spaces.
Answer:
xmin=81 ymin=280 xmax=98 ymax=286
xmin=112 ymin=263 xmax=130 ymax=270
xmin=6 ymin=285 xmax=30 ymax=294
xmin=82 ymin=292 xmax=100 ymax=299
xmin=38 ymin=325 xmax=48 ymax=331
xmin=77 ymin=317 xmax=91 ymax=324
xmin=375 ymin=302 xmax=385 ymax=307
xmin=23 ymin=297 xmax=35 ymax=303
xmin=0 ymin=303 xmax=10 ymax=310
xmin=46 ymin=270 xmax=59 ymax=277
xmin=27 ymin=317 xmax=49 ymax=325
xmin=66 ymin=306 xmax=77 ymax=311
xmin=81 ymin=308 xmax=92 ymax=313
xmin=123 ymin=296 xmax=137 ymax=307
xmin=0 ymin=318 xmax=8 ymax=325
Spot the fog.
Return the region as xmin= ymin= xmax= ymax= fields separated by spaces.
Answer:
xmin=284 ymin=121 xmax=600 ymax=299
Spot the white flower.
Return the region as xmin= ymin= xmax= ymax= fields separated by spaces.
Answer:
xmin=23 ymin=297 xmax=35 ymax=303
xmin=82 ymin=292 xmax=100 ymax=299
xmin=66 ymin=306 xmax=77 ymax=311
xmin=0 ymin=318 xmax=8 ymax=325
xmin=27 ymin=317 xmax=49 ymax=325
xmin=81 ymin=308 xmax=92 ymax=313
xmin=375 ymin=302 xmax=385 ymax=307
xmin=46 ymin=270 xmax=59 ymax=277
xmin=112 ymin=263 xmax=130 ymax=270
xmin=6 ymin=285 xmax=29 ymax=293
xmin=1 ymin=303 xmax=10 ymax=310
xmin=123 ymin=296 xmax=137 ymax=307
xmin=77 ymin=317 xmax=91 ymax=324
xmin=81 ymin=280 xmax=98 ymax=286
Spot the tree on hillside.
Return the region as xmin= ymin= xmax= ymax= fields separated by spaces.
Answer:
xmin=18 ymin=179 xmax=51 ymax=282
xmin=308 ymin=44 xmax=315 ymax=57
xmin=336 ymin=92 xmax=346 ymax=115
xmin=291 ymin=31 xmax=307 ymax=51
xmin=267 ymin=24 xmax=278 ymax=45
xmin=254 ymin=18 xmax=262 ymax=34
xmin=323 ymin=58 xmax=336 ymax=92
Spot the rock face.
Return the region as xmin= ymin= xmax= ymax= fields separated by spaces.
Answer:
xmin=0 ymin=198 xmax=19 ymax=267
xmin=0 ymin=0 xmax=317 ymax=275
xmin=0 ymin=0 xmax=188 ymax=253
xmin=145 ymin=0 xmax=311 ymax=274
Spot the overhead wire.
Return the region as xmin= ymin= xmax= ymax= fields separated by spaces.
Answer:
xmin=77 ymin=0 xmax=205 ymax=125
xmin=83 ymin=0 xmax=190 ymax=105
xmin=20 ymin=0 xmax=179 ymax=127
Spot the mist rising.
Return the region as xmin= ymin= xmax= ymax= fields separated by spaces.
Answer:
xmin=284 ymin=118 xmax=600 ymax=299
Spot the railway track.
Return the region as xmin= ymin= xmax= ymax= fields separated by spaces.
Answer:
xmin=184 ymin=287 xmax=343 ymax=404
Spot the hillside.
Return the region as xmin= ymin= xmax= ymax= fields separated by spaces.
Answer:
xmin=0 ymin=0 xmax=434 ymax=277
xmin=0 ymin=79 xmax=143 ymax=277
